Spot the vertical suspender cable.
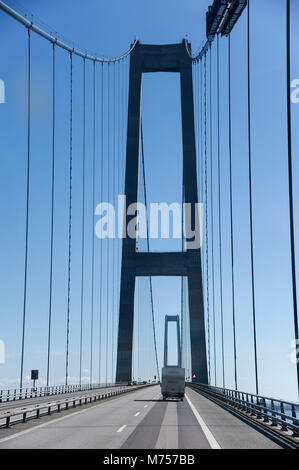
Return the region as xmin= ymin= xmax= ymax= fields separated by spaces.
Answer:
xmin=65 ymin=51 xmax=73 ymax=387
xmin=46 ymin=42 xmax=56 ymax=388
xmin=286 ymin=0 xmax=299 ymax=394
xmin=247 ymin=0 xmax=259 ymax=395
xmin=20 ymin=26 xmax=31 ymax=391
xmin=200 ymin=59 xmax=204 ymax=205
xmin=204 ymin=52 xmax=211 ymax=384
xmin=106 ymin=63 xmax=110 ymax=385
xmin=140 ymin=122 xmax=160 ymax=382
xmin=200 ymin=59 xmax=205 ymax=288
xmin=197 ymin=62 xmax=200 ymax=199
xmin=99 ymin=62 xmax=104 ymax=384
xmin=228 ymin=33 xmax=238 ymax=391
xmin=217 ymin=35 xmax=225 ymax=388
xmin=112 ymin=62 xmax=116 ymax=381
xmin=79 ymin=57 xmax=86 ymax=386
xmin=180 ymin=173 xmax=185 ymax=369
xmin=90 ymin=59 xmax=96 ymax=386
xmin=210 ymin=44 xmax=217 ymax=387
xmin=117 ymin=61 xmax=121 ymax=346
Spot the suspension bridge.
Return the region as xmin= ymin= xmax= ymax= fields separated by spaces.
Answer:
xmin=0 ymin=0 xmax=298 ymax=449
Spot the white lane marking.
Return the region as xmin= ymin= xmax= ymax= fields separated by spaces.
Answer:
xmin=144 ymin=405 xmax=148 ymax=408
xmin=185 ymin=393 xmax=221 ymax=450
xmin=0 ymin=387 xmax=157 ymax=445
xmin=117 ymin=425 xmax=127 ymax=433
xmin=134 ymin=412 xmax=140 ymax=417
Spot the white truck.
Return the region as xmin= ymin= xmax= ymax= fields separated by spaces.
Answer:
xmin=161 ymin=366 xmax=185 ymax=401
xmin=160 ymin=315 xmax=185 ymax=401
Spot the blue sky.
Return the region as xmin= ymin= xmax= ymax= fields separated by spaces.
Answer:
xmin=0 ymin=0 xmax=299 ymax=401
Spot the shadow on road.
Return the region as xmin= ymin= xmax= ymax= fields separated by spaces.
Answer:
xmin=134 ymin=399 xmax=181 ymax=403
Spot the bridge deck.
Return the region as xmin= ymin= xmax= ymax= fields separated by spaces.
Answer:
xmin=0 ymin=385 xmax=283 ymax=449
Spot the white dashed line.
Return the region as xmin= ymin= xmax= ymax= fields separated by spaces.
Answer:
xmin=144 ymin=405 xmax=148 ymax=408
xmin=134 ymin=412 xmax=140 ymax=417
xmin=117 ymin=425 xmax=127 ymax=433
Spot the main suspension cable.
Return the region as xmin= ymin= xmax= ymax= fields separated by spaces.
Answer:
xmin=0 ymin=1 xmax=139 ymax=63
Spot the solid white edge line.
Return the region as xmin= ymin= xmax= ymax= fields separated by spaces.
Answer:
xmin=185 ymin=393 xmax=221 ymax=449
xmin=117 ymin=425 xmax=127 ymax=433
xmin=134 ymin=412 xmax=140 ymax=417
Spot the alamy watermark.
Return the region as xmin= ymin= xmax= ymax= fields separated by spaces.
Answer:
xmin=0 ymin=80 xmax=5 ymax=104
xmin=0 ymin=340 xmax=5 ymax=364
xmin=95 ymin=196 xmax=203 ymax=250
xmin=290 ymin=339 xmax=299 ymax=365
xmin=291 ymin=79 xmax=299 ymax=104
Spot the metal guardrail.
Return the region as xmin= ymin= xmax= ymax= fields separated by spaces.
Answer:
xmin=188 ymin=383 xmax=299 ymax=438
xmin=0 ymin=383 xmax=125 ymax=403
xmin=0 ymin=384 xmax=151 ymax=428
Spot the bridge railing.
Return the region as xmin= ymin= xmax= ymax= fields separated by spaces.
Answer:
xmin=188 ymin=382 xmax=299 ymax=437
xmin=0 ymin=383 xmax=126 ymax=403
xmin=0 ymin=384 xmax=152 ymax=428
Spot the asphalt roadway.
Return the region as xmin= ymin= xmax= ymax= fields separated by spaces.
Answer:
xmin=0 ymin=385 xmax=283 ymax=449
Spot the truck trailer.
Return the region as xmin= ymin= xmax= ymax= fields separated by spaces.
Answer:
xmin=161 ymin=365 xmax=185 ymax=401
xmin=160 ymin=315 xmax=185 ymax=401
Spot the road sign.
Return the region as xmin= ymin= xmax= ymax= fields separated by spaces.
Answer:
xmin=31 ymin=370 xmax=39 ymax=380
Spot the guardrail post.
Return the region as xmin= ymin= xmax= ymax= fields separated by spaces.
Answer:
xmin=57 ymin=403 xmax=61 ymax=412
xmin=270 ymin=399 xmax=277 ymax=427
xmin=240 ymin=393 xmax=245 ymax=411
xmin=6 ymin=416 xmax=10 ymax=427
xmin=36 ymin=409 xmax=40 ymax=419
xmin=0 ymin=390 xmax=2 ymax=403
xmin=23 ymin=412 xmax=27 ymax=423
xmin=244 ymin=393 xmax=250 ymax=413
xmin=280 ymin=402 xmax=288 ymax=432
xmin=237 ymin=391 xmax=242 ymax=410
xmin=291 ymin=404 xmax=299 ymax=437
xmin=256 ymin=397 xmax=262 ymax=419
xmin=48 ymin=406 xmax=51 ymax=415
xmin=250 ymin=395 xmax=256 ymax=416
xmin=262 ymin=398 xmax=269 ymax=423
